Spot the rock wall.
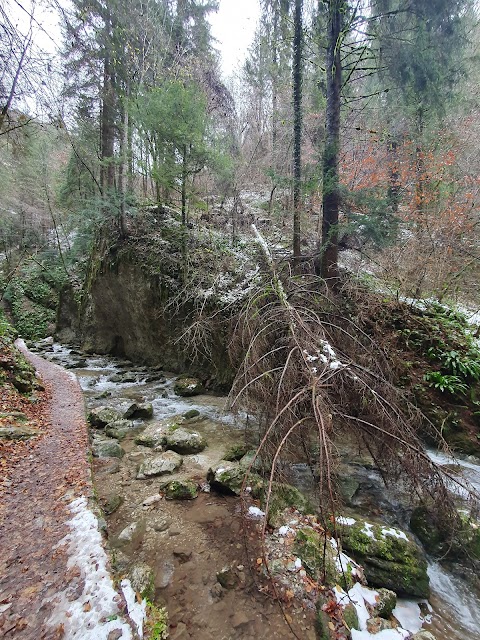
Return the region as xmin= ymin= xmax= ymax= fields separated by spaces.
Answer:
xmin=56 ymin=256 xmax=233 ymax=389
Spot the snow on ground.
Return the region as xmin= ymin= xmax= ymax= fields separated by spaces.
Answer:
xmin=46 ymin=496 xmax=146 ymax=639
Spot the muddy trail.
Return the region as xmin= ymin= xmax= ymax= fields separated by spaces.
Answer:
xmin=0 ymin=343 xmax=92 ymax=638
xmin=32 ymin=342 xmax=317 ymax=640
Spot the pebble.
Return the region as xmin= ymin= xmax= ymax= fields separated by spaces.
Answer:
xmin=154 ymin=519 xmax=171 ymax=532
xmin=169 ymin=526 xmax=182 ymax=536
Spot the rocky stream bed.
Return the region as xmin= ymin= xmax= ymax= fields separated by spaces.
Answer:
xmin=29 ymin=340 xmax=480 ymax=640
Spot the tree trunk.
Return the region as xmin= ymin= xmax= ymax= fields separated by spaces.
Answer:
xmin=387 ymin=137 xmax=400 ymax=214
xmin=100 ymin=51 xmax=116 ymax=197
xmin=181 ymin=145 xmax=188 ymax=227
xmin=320 ymin=0 xmax=343 ymax=282
xmin=292 ymin=0 xmax=303 ymax=268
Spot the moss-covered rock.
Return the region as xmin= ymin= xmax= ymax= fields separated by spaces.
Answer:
xmin=102 ymin=493 xmax=124 ymax=515
xmin=129 ymin=562 xmax=155 ymax=601
xmin=88 ymin=406 xmax=123 ymax=428
xmin=372 ymin=588 xmax=397 ymax=619
xmin=207 ymin=461 xmax=263 ymax=496
xmin=183 ymin=409 xmax=201 ymax=420
xmin=105 ymin=419 xmax=135 ymax=440
xmin=292 ymin=528 xmax=357 ymax=590
xmin=258 ymin=482 xmax=315 ymax=528
xmin=0 ymin=425 xmax=38 ymax=441
xmin=343 ymin=603 xmax=360 ymax=632
xmin=223 ymin=443 xmax=249 ymax=462
xmin=134 ymin=416 xmax=183 ymax=448
xmin=91 ymin=436 xmax=125 ymax=458
xmin=174 ymin=376 xmax=204 ymax=397
xmin=163 ymin=479 xmax=198 ymax=500
xmin=336 ymin=517 xmax=429 ymax=598
xmin=129 ymin=402 xmax=153 ymax=419
xmin=410 ymin=505 xmax=480 ymax=561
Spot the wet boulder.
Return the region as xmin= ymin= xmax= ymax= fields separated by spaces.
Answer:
xmin=106 ymin=419 xmax=135 ymax=440
xmin=134 ymin=416 xmax=184 ymax=448
xmin=88 ymin=406 xmax=123 ymax=428
xmin=91 ymin=435 xmax=125 ymax=459
xmin=164 ymin=427 xmax=207 ymax=455
xmin=207 ymin=461 xmax=263 ymax=496
xmin=335 ymin=516 xmax=429 ymax=598
xmin=173 ymin=376 xmax=204 ymax=397
xmin=258 ymin=482 xmax=315 ymax=528
xmin=137 ymin=451 xmax=183 ymax=479
xmin=162 ymin=479 xmax=198 ymax=500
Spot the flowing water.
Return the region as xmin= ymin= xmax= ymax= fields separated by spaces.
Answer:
xmin=34 ymin=341 xmax=480 ymax=639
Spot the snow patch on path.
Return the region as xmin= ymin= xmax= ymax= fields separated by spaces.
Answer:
xmin=46 ymin=496 xmax=145 ymax=638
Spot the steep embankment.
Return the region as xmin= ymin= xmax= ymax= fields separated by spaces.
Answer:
xmin=57 ymin=212 xmax=257 ymax=389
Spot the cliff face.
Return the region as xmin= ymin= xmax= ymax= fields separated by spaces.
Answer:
xmin=56 ymin=256 xmax=233 ymax=389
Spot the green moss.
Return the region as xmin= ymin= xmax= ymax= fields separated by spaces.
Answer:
xmin=259 ymin=482 xmax=315 ymax=528
xmin=338 ymin=519 xmax=429 ymax=598
xmin=223 ymin=443 xmax=249 ymax=461
xmin=343 ymin=603 xmax=359 ymax=631
xmin=164 ymin=480 xmax=198 ymax=500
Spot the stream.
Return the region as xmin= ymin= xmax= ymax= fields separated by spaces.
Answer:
xmin=33 ymin=341 xmax=480 ymax=640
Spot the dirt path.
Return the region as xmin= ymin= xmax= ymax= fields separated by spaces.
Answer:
xmin=0 ymin=342 xmax=92 ymax=638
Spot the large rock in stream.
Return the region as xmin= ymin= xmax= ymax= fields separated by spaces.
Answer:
xmin=137 ymin=451 xmax=183 ymax=478
xmin=335 ymin=516 xmax=429 ymax=598
xmin=164 ymin=427 xmax=207 ymax=455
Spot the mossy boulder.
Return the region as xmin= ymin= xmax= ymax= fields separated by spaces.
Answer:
xmin=134 ymin=416 xmax=184 ymax=448
xmin=137 ymin=451 xmax=183 ymax=479
xmin=129 ymin=402 xmax=153 ymax=419
xmin=105 ymin=419 xmax=135 ymax=440
xmin=88 ymin=406 xmax=123 ymax=428
xmin=292 ymin=528 xmax=357 ymax=590
xmin=164 ymin=427 xmax=207 ymax=455
xmin=173 ymin=376 xmax=204 ymax=397
xmin=207 ymin=461 xmax=263 ymax=496
xmin=336 ymin=517 xmax=429 ymax=598
xmin=92 ymin=436 xmax=125 ymax=459
xmin=183 ymin=409 xmax=201 ymax=420
xmin=129 ymin=562 xmax=155 ymax=601
xmin=259 ymin=482 xmax=315 ymax=528
xmin=371 ymin=588 xmax=397 ymax=619
xmin=223 ymin=444 xmax=249 ymax=462
xmin=163 ymin=479 xmax=198 ymax=500
xmin=411 ymin=505 xmax=480 ymax=561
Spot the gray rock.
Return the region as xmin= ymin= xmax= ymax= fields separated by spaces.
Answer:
xmin=134 ymin=416 xmax=184 ymax=448
xmin=367 ymin=618 xmax=394 ymax=633
xmin=129 ymin=562 xmax=155 ymax=600
xmin=0 ymin=426 xmax=38 ymax=441
xmin=131 ymin=402 xmax=153 ymax=419
xmin=106 ymin=419 xmax=135 ymax=440
xmin=92 ymin=437 xmax=125 ymax=458
xmin=103 ymin=493 xmax=124 ymax=515
xmin=371 ymin=588 xmax=397 ymax=619
xmin=137 ymin=451 xmax=183 ymax=479
xmin=173 ymin=377 xmax=204 ymax=397
xmin=216 ymin=566 xmax=238 ymax=589
xmin=411 ymin=632 xmax=436 ymax=640
xmin=164 ymin=428 xmax=207 ymax=455
xmin=88 ymin=406 xmax=123 ymax=428
xmin=116 ymin=520 xmax=146 ymax=550
xmin=207 ymin=462 xmax=254 ymax=496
